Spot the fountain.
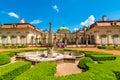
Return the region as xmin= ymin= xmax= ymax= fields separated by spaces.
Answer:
xmin=16 ymin=22 xmax=85 ymax=64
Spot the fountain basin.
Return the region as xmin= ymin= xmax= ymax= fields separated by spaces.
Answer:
xmin=16 ymin=51 xmax=84 ymax=65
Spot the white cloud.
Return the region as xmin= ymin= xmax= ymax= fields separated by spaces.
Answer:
xmin=80 ymin=15 xmax=95 ymax=27
xmin=30 ymin=20 xmax=42 ymax=24
xmin=8 ymin=12 xmax=19 ymax=18
xmin=52 ymin=5 xmax=59 ymax=12
xmin=74 ymin=27 xmax=79 ymax=31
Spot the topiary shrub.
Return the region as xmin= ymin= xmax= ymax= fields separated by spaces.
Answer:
xmin=0 ymin=54 xmax=11 ymax=65
xmin=78 ymin=57 xmax=94 ymax=70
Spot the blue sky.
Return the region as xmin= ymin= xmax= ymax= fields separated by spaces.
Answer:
xmin=0 ymin=0 xmax=120 ymax=32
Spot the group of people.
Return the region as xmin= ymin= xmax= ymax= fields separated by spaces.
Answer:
xmin=57 ymin=43 xmax=65 ymax=48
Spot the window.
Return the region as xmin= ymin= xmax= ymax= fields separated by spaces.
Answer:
xmin=2 ymin=36 xmax=6 ymax=45
xmin=21 ymin=36 xmax=25 ymax=44
xmin=31 ymin=36 xmax=34 ymax=44
xmin=101 ymin=36 xmax=106 ymax=45
xmin=90 ymin=35 xmax=95 ymax=44
xmin=113 ymin=35 xmax=118 ymax=45
xmin=11 ymin=36 xmax=16 ymax=44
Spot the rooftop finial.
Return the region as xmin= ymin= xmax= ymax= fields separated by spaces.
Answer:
xmin=20 ymin=18 xmax=25 ymax=23
xmin=49 ymin=22 xmax=52 ymax=32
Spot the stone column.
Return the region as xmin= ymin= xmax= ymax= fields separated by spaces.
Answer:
xmin=95 ymin=35 xmax=99 ymax=46
xmin=7 ymin=35 xmax=11 ymax=46
xmin=94 ymin=31 xmax=100 ymax=47
xmin=16 ymin=35 xmax=20 ymax=46
xmin=0 ymin=36 xmax=2 ymax=46
xmin=86 ymin=35 xmax=89 ymax=47
xmin=35 ymin=38 xmax=38 ymax=46
xmin=53 ymin=38 xmax=56 ymax=47
xmin=76 ymin=38 xmax=78 ymax=47
xmin=26 ymin=32 xmax=29 ymax=46
xmin=107 ymin=33 xmax=112 ymax=46
xmin=76 ymin=31 xmax=78 ymax=47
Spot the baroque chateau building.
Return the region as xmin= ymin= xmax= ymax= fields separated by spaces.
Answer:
xmin=0 ymin=16 xmax=120 ymax=47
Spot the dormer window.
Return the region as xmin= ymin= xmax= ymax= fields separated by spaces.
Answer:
xmin=111 ymin=22 xmax=117 ymax=26
xmin=111 ymin=22 xmax=113 ymax=26
xmin=114 ymin=22 xmax=117 ymax=25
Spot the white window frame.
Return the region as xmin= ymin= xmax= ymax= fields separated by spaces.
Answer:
xmin=101 ymin=36 xmax=106 ymax=45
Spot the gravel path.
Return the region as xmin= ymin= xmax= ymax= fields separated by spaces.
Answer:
xmin=55 ymin=62 xmax=83 ymax=76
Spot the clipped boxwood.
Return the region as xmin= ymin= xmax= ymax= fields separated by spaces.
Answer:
xmin=78 ymin=57 xmax=94 ymax=70
xmin=98 ymin=46 xmax=120 ymax=50
xmin=0 ymin=51 xmax=16 ymax=57
xmin=17 ymin=45 xmax=27 ymax=48
xmin=82 ymin=51 xmax=112 ymax=57
xmin=98 ymin=46 xmax=106 ymax=49
xmin=0 ymin=61 xmax=31 ymax=80
xmin=90 ymin=55 xmax=116 ymax=61
xmin=0 ymin=54 xmax=10 ymax=65
xmin=14 ymin=62 xmax=56 ymax=80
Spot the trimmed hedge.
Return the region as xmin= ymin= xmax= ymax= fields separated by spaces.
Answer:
xmin=90 ymin=55 xmax=116 ymax=61
xmin=78 ymin=57 xmax=94 ymax=70
xmin=0 ymin=54 xmax=10 ymax=65
xmin=0 ymin=48 xmax=47 ymax=57
xmin=14 ymin=62 xmax=56 ymax=80
xmin=82 ymin=51 xmax=112 ymax=57
xmin=0 ymin=61 xmax=31 ymax=80
xmin=98 ymin=46 xmax=120 ymax=50
xmin=17 ymin=45 xmax=27 ymax=48
xmin=0 ymin=51 xmax=16 ymax=57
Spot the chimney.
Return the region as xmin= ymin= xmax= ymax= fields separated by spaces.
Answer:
xmin=102 ymin=15 xmax=107 ymax=21
xmin=20 ymin=18 xmax=25 ymax=23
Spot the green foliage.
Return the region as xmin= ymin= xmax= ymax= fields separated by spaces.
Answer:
xmin=78 ymin=57 xmax=94 ymax=70
xmin=91 ymin=55 xmax=116 ymax=61
xmin=82 ymin=51 xmax=112 ymax=57
xmin=98 ymin=46 xmax=120 ymax=50
xmin=64 ymin=48 xmax=72 ymax=51
xmin=114 ymin=46 xmax=120 ymax=50
xmin=0 ymin=54 xmax=10 ymax=65
xmin=0 ymin=49 xmax=47 ymax=57
xmin=1 ymin=49 xmax=120 ymax=80
xmin=0 ymin=51 xmax=17 ymax=57
xmin=14 ymin=62 xmax=57 ymax=80
xmin=17 ymin=45 xmax=27 ymax=48
xmin=0 ymin=61 xmax=31 ymax=80
xmin=98 ymin=46 xmax=106 ymax=49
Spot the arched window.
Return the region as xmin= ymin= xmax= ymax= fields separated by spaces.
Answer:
xmin=113 ymin=35 xmax=118 ymax=45
xmin=2 ymin=36 xmax=6 ymax=45
xmin=101 ymin=35 xmax=106 ymax=45
xmin=90 ymin=35 xmax=95 ymax=44
xmin=11 ymin=36 xmax=16 ymax=44
xmin=31 ymin=36 xmax=34 ymax=44
xmin=21 ymin=36 xmax=25 ymax=44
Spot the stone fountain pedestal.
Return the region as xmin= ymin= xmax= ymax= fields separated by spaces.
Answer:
xmin=47 ymin=47 xmax=53 ymax=58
